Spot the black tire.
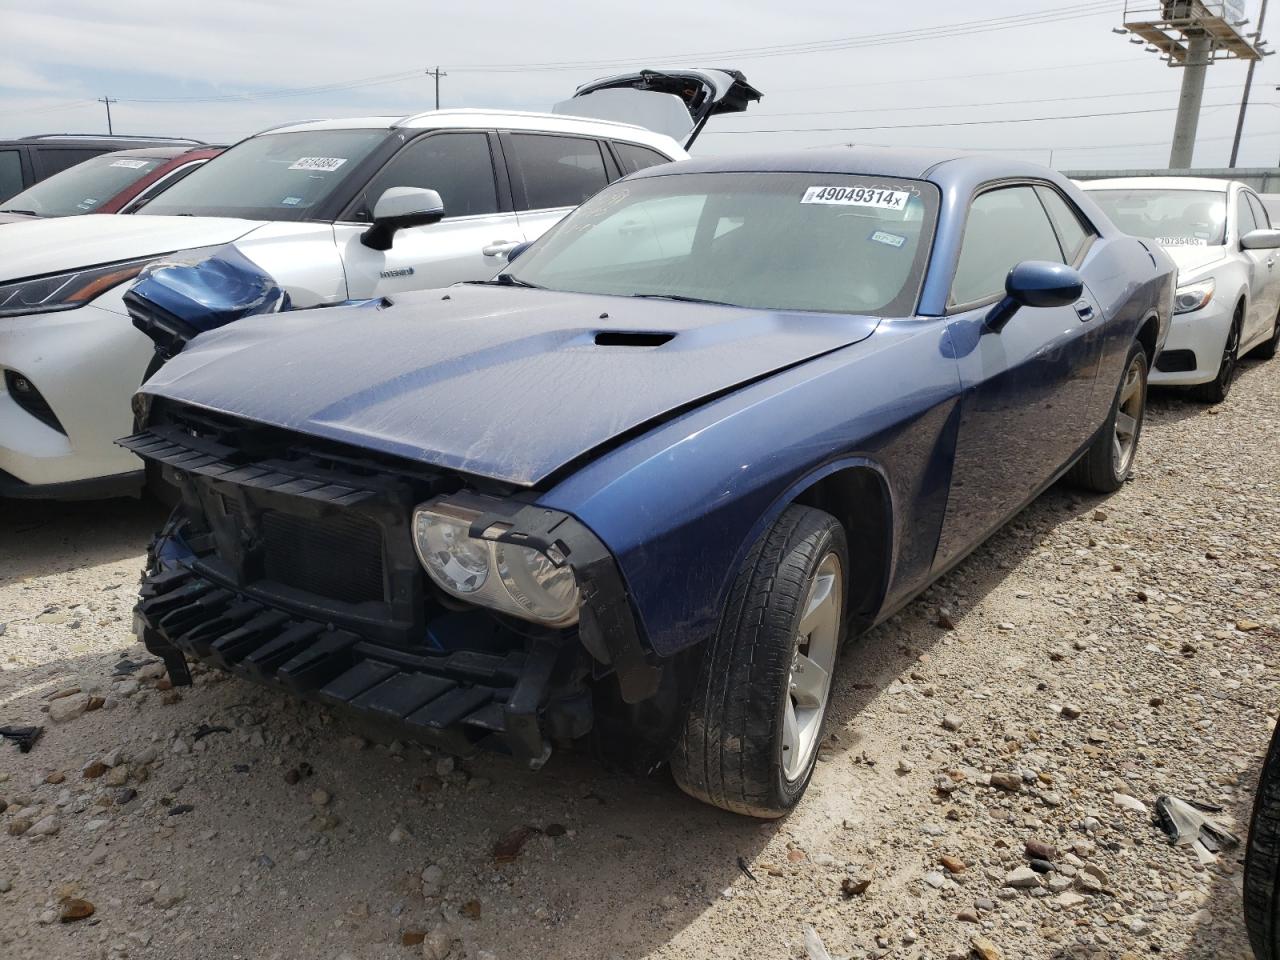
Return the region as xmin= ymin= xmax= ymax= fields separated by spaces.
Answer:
xmin=1192 ymin=309 xmax=1242 ymax=404
xmin=1246 ymin=718 xmax=1280 ymax=960
xmin=1254 ymin=307 xmax=1280 ymax=361
xmin=670 ymin=504 xmax=848 ymax=818
xmin=1067 ymin=341 xmax=1148 ymax=494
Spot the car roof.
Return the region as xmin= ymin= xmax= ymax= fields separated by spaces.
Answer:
xmin=1082 ymin=176 xmax=1237 ymax=192
xmin=99 ymin=146 xmax=200 ymax=161
xmin=260 ymin=109 xmax=682 ymax=152
xmin=628 ymin=145 xmax=1075 ymax=190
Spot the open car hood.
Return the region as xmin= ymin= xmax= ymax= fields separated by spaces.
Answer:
xmin=139 ymin=284 xmax=877 ymax=487
xmin=553 ymin=68 xmax=762 ymax=149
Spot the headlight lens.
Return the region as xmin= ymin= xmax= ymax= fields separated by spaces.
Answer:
xmin=412 ymin=496 xmax=581 ymax=627
xmin=0 ymin=256 xmax=160 ymax=318
xmin=1174 ymin=278 xmax=1215 ymax=315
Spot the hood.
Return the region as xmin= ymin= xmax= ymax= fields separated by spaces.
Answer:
xmin=0 ymin=213 xmax=265 ymax=283
xmin=1157 ymin=242 xmax=1228 ymax=278
xmin=140 ymin=285 xmax=878 ymax=486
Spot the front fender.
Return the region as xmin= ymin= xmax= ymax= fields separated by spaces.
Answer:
xmin=540 ymin=318 xmax=963 ymax=658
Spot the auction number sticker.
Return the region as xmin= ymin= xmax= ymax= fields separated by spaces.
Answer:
xmin=802 ymin=185 xmax=910 ymax=212
xmin=288 ymin=156 xmax=348 ymax=173
xmin=110 ymin=159 xmax=149 ymax=169
xmin=1156 ymin=236 xmax=1208 ymax=247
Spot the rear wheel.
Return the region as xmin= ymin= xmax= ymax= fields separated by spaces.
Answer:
xmin=1254 ymin=306 xmax=1280 ymax=361
xmin=1245 ymin=718 xmax=1280 ymax=960
xmin=1192 ymin=310 xmax=1242 ymax=404
xmin=671 ymin=505 xmax=847 ymax=818
xmin=1067 ymin=341 xmax=1147 ymax=494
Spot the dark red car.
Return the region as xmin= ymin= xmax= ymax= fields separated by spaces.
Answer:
xmin=0 ymin=145 xmax=223 ymax=224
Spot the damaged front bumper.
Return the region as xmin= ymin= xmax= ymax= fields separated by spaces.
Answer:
xmin=124 ymin=414 xmax=661 ymax=769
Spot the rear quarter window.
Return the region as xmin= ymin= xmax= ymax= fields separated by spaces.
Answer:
xmin=613 ymin=142 xmax=673 ymax=175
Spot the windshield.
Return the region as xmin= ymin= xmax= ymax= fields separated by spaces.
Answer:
xmin=141 ymin=129 xmax=386 ymax=221
xmin=0 ymin=153 xmax=164 ymax=216
xmin=506 ymin=172 xmax=938 ymax=316
xmin=1088 ymin=188 xmax=1227 ymax=247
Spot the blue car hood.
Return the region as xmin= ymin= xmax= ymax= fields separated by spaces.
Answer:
xmin=139 ymin=285 xmax=880 ymax=486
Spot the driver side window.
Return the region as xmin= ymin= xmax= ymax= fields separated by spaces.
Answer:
xmin=358 ymin=132 xmax=499 ymax=220
xmin=950 ymin=185 xmax=1065 ymax=307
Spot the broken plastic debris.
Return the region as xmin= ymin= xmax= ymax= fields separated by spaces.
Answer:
xmin=803 ymin=925 xmax=833 ymax=960
xmin=0 ymin=724 xmax=43 ymax=752
xmin=1154 ymin=795 xmax=1239 ymax=860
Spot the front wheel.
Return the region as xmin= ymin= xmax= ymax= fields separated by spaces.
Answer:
xmin=671 ymin=505 xmax=848 ymax=818
xmin=1245 ymin=717 xmax=1280 ymax=960
xmin=1067 ymin=341 xmax=1148 ymax=494
xmin=1192 ymin=311 xmax=1242 ymax=404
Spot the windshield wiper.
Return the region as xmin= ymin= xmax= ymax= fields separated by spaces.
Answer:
xmin=0 ymin=209 xmax=36 ymax=216
xmin=630 ymin=293 xmax=731 ymax=306
xmin=465 ymin=274 xmax=543 ymax=289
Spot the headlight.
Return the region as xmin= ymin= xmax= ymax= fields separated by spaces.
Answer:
xmin=412 ymin=496 xmax=581 ymax=627
xmin=1174 ymin=278 xmax=1215 ymax=315
xmin=0 ymin=256 xmax=162 ymax=318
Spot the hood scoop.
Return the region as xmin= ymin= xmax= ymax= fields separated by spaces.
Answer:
xmin=594 ymin=330 xmax=675 ymax=347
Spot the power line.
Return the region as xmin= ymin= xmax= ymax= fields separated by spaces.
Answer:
xmin=701 ymin=101 xmax=1249 ymax=135
xmin=101 ymin=1 xmax=1121 ymax=104
xmin=769 ymin=56 xmax=1143 ymax=93
xmin=735 ymin=85 xmax=1238 ymax=120
xmin=447 ymin=1 xmax=1122 ymax=72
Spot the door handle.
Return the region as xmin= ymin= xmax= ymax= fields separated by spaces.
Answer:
xmin=1074 ymin=301 xmax=1095 ymax=322
xmin=482 ymin=240 xmax=523 ymax=258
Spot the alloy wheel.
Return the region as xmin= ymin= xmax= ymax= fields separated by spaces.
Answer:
xmin=782 ymin=551 xmax=843 ymax=782
xmin=1111 ymin=353 xmax=1146 ymax=478
xmin=1217 ymin=322 xmax=1241 ymax=399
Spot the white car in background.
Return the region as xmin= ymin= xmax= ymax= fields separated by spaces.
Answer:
xmin=0 ymin=69 xmax=762 ymax=499
xmin=1084 ymin=177 xmax=1280 ymax=403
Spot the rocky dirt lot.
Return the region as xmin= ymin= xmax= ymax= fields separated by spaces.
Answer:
xmin=1 ymin=358 xmax=1277 ymax=960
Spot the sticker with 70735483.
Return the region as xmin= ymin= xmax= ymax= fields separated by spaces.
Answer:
xmin=801 ymin=185 xmax=909 ymax=212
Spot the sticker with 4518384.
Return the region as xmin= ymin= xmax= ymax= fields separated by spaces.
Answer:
xmin=379 ymin=267 xmax=415 ymax=279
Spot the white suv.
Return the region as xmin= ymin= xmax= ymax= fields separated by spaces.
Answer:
xmin=0 ymin=69 xmax=761 ymax=499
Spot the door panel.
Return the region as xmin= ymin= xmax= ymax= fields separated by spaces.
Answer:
xmin=1244 ymin=192 xmax=1280 ymax=340
xmin=337 ymin=213 xmax=524 ymax=298
xmin=932 ymin=184 xmax=1103 ymax=571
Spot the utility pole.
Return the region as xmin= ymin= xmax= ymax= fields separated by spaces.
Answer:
xmin=97 ymin=96 xmax=118 ymax=135
xmin=1169 ymin=30 xmax=1210 ymax=168
xmin=1228 ymin=0 xmax=1268 ymax=167
xmin=425 ymin=67 xmax=446 ymax=110
xmin=1120 ymin=2 xmax=1262 ymax=170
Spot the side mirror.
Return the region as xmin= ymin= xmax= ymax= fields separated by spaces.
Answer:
xmin=360 ymin=187 xmax=444 ymax=251
xmin=986 ymin=260 xmax=1085 ymax=332
xmin=1241 ymin=228 xmax=1280 ymax=251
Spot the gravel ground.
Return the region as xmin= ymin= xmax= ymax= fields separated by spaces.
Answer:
xmin=1 ymin=356 xmax=1277 ymax=960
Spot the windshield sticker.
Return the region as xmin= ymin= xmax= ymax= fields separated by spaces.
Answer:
xmin=75 ymin=198 xmax=99 ymax=210
xmin=801 ymin=185 xmax=910 ymax=213
xmin=110 ymin=158 xmax=150 ymax=169
xmin=869 ymin=229 xmax=907 ymax=248
xmin=280 ymin=196 xmax=303 ymax=206
xmin=1156 ymin=236 xmax=1208 ymax=247
xmin=288 ymin=156 xmax=348 ymax=173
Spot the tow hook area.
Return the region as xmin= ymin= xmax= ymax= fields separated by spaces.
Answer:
xmin=133 ymin=565 xmax=587 ymax=766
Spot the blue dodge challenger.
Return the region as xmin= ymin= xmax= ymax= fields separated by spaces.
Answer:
xmin=127 ymin=147 xmax=1175 ymax=817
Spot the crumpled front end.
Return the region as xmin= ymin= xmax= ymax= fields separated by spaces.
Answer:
xmin=125 ymin=401 xmax=660 ymax=768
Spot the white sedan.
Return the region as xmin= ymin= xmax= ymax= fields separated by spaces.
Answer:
xmin=1085 ymin=176 xmax=1280 ymax=403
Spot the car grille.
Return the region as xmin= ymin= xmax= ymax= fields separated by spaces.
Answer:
xmin=260 ymin=510 xmax=386 ymax=604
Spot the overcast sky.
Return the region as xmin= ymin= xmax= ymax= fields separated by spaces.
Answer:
xmin=0 ymin=0 xmax=1276 ymax=170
